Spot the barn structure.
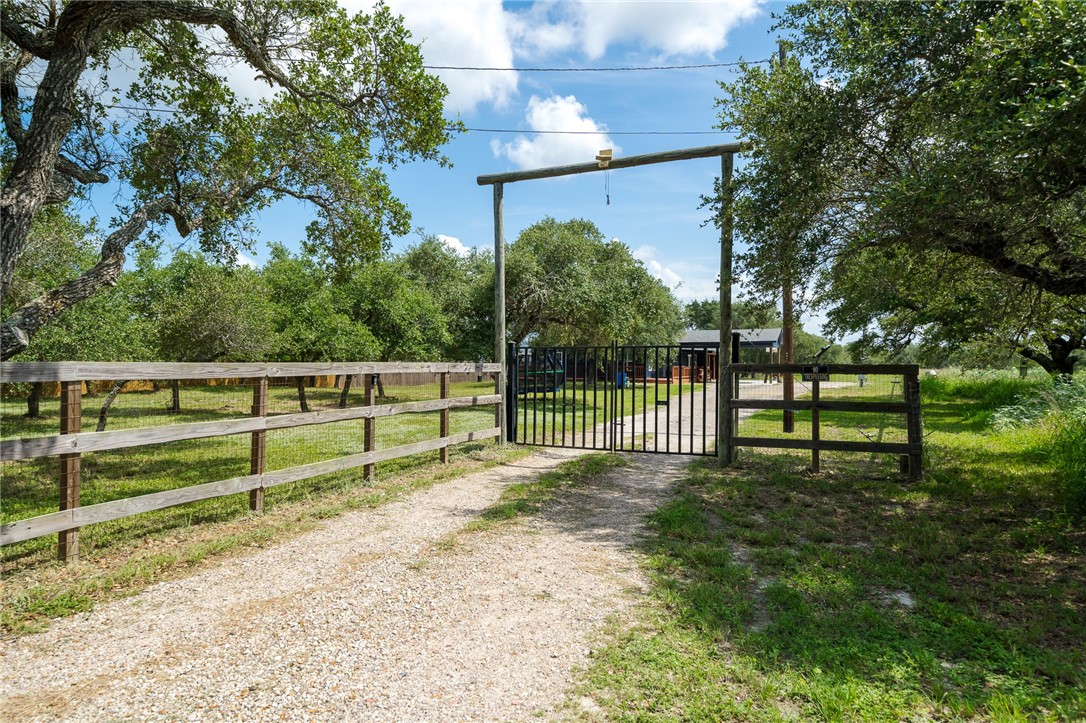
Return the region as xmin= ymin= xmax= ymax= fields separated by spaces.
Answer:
xmin=678 ymin=328 xmax=783 ymax=381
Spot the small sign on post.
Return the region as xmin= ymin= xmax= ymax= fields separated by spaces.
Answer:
xmin=801 ymin=365 xmax=830 ymax=382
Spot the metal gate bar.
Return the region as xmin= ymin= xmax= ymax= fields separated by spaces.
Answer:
xmin=508 ymin=343 xmax=713 ymax=456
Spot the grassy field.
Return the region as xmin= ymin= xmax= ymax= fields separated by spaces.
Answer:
xmin=1 ymin=380 xmax=500 ymax=575
xmin=575 ymin=371 xmax=1086 ymax=721
xmin=736 ymin=373 xmax=911 ymax=445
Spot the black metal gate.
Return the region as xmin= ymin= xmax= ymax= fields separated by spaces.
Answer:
xmin=506 ymin=342 xmax=716 ymax=456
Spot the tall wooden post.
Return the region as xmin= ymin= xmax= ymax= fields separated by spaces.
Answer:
xmin=779 ymin=41 xmax=796 ymax=434
xmin=905 ymin=371 xmax=923 ymax=480
xmin=493 ymin=182 xmax=507 ymax=444
xmin=363 ymin=374 xmax=377 ymax=481
xmin=58 ymin=380 xmax=82 ymax=562
xmin=249 ymin=377 xmax=268 ymax=512
xmin=439 ymin=372 xmax=451 ymax=463
xmin=811 ymin=378 xmax=821 ymax=473
xmin=718 ymin=152 xmax=735 ymax=466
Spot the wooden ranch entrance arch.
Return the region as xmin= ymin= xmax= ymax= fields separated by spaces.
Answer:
xmin=477 ymin=142 xmax=752 ymax=464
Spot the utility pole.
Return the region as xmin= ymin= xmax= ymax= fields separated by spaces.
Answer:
xmin=779 ymin=41 xmax=795 ymax=433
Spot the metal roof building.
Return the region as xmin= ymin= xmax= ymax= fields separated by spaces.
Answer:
xmin=680 ymin=328 xmax=782 ymax=349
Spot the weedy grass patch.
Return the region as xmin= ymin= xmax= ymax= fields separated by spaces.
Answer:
xmin=577 ymin=373 xmax=1085 ymax=721
xmin=463 ymin=453 xmax=629 ymax=533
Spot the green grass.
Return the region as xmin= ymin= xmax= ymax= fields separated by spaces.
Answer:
xmin=576 ymin=374 xmax=1086 ymax=721
xmin=463 ymin=453 xmax=629 ymax=533
xmin=737 ymin=375 xmax=911 ymax=444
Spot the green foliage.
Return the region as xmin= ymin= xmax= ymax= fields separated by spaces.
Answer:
xmin=3 ymin=0 xmax=460 ymax=360
xmin=152 ymin=252 xmax=274 ymax=362
xmin=506 ymin=217 xmax=683 ymax=347
xmin=987 ymin=377 xmax=1086 ymax=516
xmin=402 ymin=236 xmax=492 ymax=360
xmin=682 ymin=297 xmax=780 ymax=331
xmin=344 ymin=257 xmax=450 ymax=361
xmin=262 ymin=245 xmax=378 ymax=362
xmin=105 ymin=1 xmax=458 ymax=270
xmin=990 ymin=380 xmax=1086 ymax=431
xmin=921 ymin=372 xmax=1046 ymax=409
xmin=1050 ymin=414 xmax=1086 ymax=517
xmin=718 ymin=1 xmax=1086 ymax=366
xmin=5 ymin=208 xmax=153 ymax=362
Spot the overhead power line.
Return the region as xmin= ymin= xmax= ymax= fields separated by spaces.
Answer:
xmin=456 ymin=127 xmax=737 ymax=135
xmin=424 ymin=59 xmax=771 ymax=72
xmin=15 ymin=91 xmax=738 ymax=134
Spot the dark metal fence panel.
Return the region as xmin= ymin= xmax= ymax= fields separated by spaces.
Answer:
xmin=509 ymin=343 xmax=715 ymax=456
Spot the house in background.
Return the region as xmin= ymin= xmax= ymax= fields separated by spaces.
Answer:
xmin=678 ymin=328 xmax=783 ymax=381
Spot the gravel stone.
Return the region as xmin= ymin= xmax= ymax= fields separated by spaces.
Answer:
xmin=1 ymin=449 xmax=688 ymax=721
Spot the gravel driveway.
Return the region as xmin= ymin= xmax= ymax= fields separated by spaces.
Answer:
xmin=1 ymin=448 xmax=689 ymax=722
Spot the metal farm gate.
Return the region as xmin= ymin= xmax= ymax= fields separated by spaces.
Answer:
xmin=505 ymin=343 xmax=716 ymax=456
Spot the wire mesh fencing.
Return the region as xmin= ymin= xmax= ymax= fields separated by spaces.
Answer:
xmin=729 ymin=364 xmax=922 ymax=476
xmin=1 ymin=363 xmax=500 ymax=569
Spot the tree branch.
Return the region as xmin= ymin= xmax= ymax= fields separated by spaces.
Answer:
xmin=0 ymin=198 xmax=189 ymax=360
xmin=1 ymin=13 xmax=54 ymax=59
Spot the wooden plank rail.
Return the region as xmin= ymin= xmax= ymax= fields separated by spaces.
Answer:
xmin=730 ymin=362 xmax=918 ymax=375
xmin=727 ymin=364 xmax=923 ymax=480
xmin=730 ymin=399 xmax=910 ymax=413
xmin=0 ymin=361 xmax=501 ymax=383
xmin=0 ymin=360 xmax=505 ymax=553
xmin=2 ymin=394 xmax=503 ymax=462
xmin=731 ymin=437 xmax=916 ymax=454
xmin=1 ymin=428 xmax=501 ymax=546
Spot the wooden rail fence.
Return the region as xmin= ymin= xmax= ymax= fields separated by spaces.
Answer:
xmin=1 ymin=361 xmax=502 ymax=561
xmin=728 ymin=363 xmax=923 ymax=478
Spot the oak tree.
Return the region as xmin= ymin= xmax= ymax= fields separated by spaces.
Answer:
xmin=718 ymin=1 xmax=1086 ymax=360
xmin=1 ymin=0 xmax=457 ymax=359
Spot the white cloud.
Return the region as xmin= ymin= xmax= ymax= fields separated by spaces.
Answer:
xmin=491 ymin=94 xmax=618 ymax=169
xmin=235 ymin=250 xmax=259 ymax=268
xmin=574 ymin=1 xmax=762 ymax=59
xmin=385 ymin=0 xmax=519 ymax=113
xmin=512 ymin=1 xmax=763 ymax=61
xmin=438 ymin=233 xmax=472 ymax=257
xmin=374 ymin=1 xmax=761 ymax=112
xmin=632 ymin=245 xmax=683 ymax=291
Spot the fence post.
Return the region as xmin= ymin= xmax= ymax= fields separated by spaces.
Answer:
xmin=440 ymin=371 xmax=450 ymax=463
xmin=494 ymin=366 xmax=503 ymax=436
xmin=58 ymin=380 xmax=82 ymax=563
xmin=364 ymin=374 xmax=377 ymax=481
xmin=504 ymin=343 xmax=517 ymax=442
xmin=905 ymin=371 xmax=923 ymax=481
xmin=811 ymin=377 xmax=820 ymax=473
xmin=249 ymin=377 xmax=268 ymax=512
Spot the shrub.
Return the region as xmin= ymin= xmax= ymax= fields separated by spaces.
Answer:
xmin=989 ymin=377 xmax=1086 ymax=517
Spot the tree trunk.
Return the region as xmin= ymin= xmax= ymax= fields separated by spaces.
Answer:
xmin=376 ymin=375 xmax=386 ymax=399
xmin=339 ymin=374 xmax=354 ymax=409
xmin=82 ymin=380 xmax=96 ymax=397
xmin=24 ymin=381 xmax=43 ymax=418
xmin=1021 ymin=335 xmax=1082 ymax=378
xmin=296 ymin=376 xmax=309 ymax=412
xmin=169 ymin=379 xmax=181 ymax=413
xmin=96 ymin=380 xmax=127 ymax=432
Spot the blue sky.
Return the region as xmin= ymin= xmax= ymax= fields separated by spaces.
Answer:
xmin=250 ymin=1 xmax=790 ymax=304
